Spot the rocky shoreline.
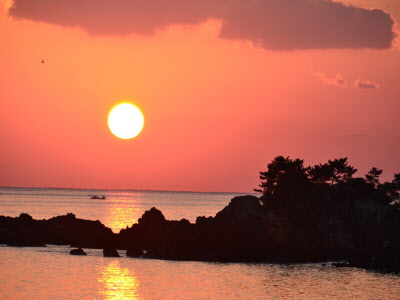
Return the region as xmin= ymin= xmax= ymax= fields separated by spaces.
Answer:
xmin=0 ymin=195 xmax=399 ymax=273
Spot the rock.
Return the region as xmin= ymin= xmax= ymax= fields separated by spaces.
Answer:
xmin=195 ymin=216 xmax=214 ymax=226
xmin=0 ymin=213 xmax=116 ymax=249
xmin=215 ymin=195 xmax=263 ymax=223
xmin=117 ymin=193 xmax=400 ymax=267
xmin=103 ymin=248 xmax=120 ymax=257
xmin=70 ymin=248 xmax=87 ymax=255
xmin=18 ymin=213 xmax=33 ymax=222
xmin=138 ymin=207 xmax=166 ymax=226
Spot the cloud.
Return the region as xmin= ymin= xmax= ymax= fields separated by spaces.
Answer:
xmin=219 ymin=0 xmax=397 ymax=50
xmin=314 ymin=72 xmax=380 ymax=89
xmin=354 ymin=79 xmax=380 ymax=89
xmin=313 ymin=72 xmax=348 ymax=87
xmin=8 ymin=0 xmax=397 ymax=50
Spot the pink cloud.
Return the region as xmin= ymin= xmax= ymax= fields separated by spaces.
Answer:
xmin=314 ymin=72 xmax=348 ymax=87
xmin=354 ymin=79 xmax=380 ymax=89
xmin=315 ymin=72 xmax=380 ymax=89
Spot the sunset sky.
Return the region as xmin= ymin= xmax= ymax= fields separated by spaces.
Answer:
xmin=1 ymin=0 xmax=399 ymax=192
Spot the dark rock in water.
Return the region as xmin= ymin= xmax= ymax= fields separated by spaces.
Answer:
xmin=0 ymin=212 xmax=116 ymax=249
xmin=103 ymin=248 xmax=120 ymax=257
xmin=126 ymin=247 xmax=142 ymax=258
xmin=347 ymin=241 xmax=400 ymax=273
xmin=70 ymin=248 xmax=87 ymax=255
xmin=372 ymin=241 xmax=400 ymax=273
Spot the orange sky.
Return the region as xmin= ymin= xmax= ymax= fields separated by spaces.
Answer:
xmin=1 ymin=0 xmax=399 ymax=192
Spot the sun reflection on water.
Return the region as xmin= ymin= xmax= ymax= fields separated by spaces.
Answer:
xmin=104 ymin=205 xmax=141 ymax=232
xmin=98 ymin=261 xmax=140 ymax=300
xmin=103 ymin=192 xmax=144 ymax=232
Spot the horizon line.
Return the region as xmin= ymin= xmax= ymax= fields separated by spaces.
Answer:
xmin=0 ymin=185 xmax=255 ymax=195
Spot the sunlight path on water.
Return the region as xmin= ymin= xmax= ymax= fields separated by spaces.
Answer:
xmin=0 ymin=246 xmax=399 ymax=299
xmin=98 ymin=260 xmax=139 ymax=299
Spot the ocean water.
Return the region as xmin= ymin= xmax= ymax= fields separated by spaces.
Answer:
xmin=0 ymin=187 xmax=399 ymax=299
xmin=0 ymin=187 xmax=242 ymax=232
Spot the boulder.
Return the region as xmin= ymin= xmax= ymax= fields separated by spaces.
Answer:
xmin=70 ymin=248 xmax=87 ymax=255
xmin=103 ymin=248 xmax=120 ymax=257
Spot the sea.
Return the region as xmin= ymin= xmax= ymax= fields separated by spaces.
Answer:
xmin=0 ymin=187 xmax=399 ymax=299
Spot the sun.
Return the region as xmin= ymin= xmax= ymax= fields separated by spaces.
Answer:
xmin=108 ymin=102 xmax=144 ymax=139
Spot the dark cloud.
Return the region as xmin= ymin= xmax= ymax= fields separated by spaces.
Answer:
xmin=9 ymin=0 xmax=218 ymax=35
xmin=219 ymin=0 xmax=397 ymax=50
xmin=9 ymin=0 xmax=397 ymax=50
xmin=354 ymin=79 xmax=380 ymax=89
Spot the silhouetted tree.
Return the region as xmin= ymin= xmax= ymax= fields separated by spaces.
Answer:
xmin=389 ymin=173 xmax=400 ymax=206
xmin=254 ymin=156 xmax=307 ymax=203
xmin=327 ymin=158 xmax=357 ymax=184
xmin=365 ymin=167 xmax=383 ymax=188
xmin=393 ymin=173 xmax=400 ymax=191
xmin=256 ymin=156 xmax=398 ymax=209
xmin=380 ymin=173 xmax=400 ymax=200
xmin=308 ymin=163 xmax=333 ymax=184
xmin=309 ymin=158 xmax=357 ymax=185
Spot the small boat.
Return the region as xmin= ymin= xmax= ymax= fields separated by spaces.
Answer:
xmin=90 ymin=195 xmax=106 ymax=200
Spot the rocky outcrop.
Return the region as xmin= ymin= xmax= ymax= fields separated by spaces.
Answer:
xmin=119 ymin=207 xmax=194 ymax=260
xmin=119 ymin=195 xmax=400 ymax=271
xmin=70 ymin=248 xmax=87 ymax=255
xmin=0 ymin=212 xmax=116 ymax=249
xmin=119 ymin=196 xmax=286 ymax=262
xmin=1 ymin=195 xmax=399 ymax=272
